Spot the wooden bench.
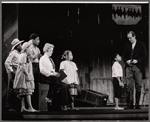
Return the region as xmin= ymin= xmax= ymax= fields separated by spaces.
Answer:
xmin=38 ymin=83 xmax=49 ymax=111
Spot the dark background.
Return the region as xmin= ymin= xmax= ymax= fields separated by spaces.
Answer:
xmin=16 ymin=3 xmax=148 ymax=70
xmin=2 ymin=3 xmax=149 ymax=107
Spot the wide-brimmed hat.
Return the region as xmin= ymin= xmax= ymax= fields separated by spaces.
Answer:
xmin=21 ymin=41 xmax=32 ymax=53
xmin=11 ymin=38 xmax=24 ymax=50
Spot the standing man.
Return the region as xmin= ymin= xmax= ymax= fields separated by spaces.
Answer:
xmin=28 ymin=33 xmax=42 ymax=109
xmin=123 ymin=31 xmax=147 ymax=109
xmin=5 ymin=38 xmax=24 ymax=111
xmin=29 ymin=33 xmax=41 ymax=74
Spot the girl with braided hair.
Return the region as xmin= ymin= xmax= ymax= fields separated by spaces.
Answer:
xmin=60 ymin=50 xmax=79 ymax=110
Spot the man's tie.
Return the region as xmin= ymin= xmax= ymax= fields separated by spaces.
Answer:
xmin=49 ymin=58 xmax=55 ymax=70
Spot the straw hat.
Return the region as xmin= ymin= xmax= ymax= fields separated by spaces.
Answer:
xmin=21 ymin=41 xmax=32 ymax=53
xmin=11 ymin=38 xmax=24 ymax=50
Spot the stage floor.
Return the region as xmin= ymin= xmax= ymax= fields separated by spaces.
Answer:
xmin=2 ymin=106 xmax=148 ymax=121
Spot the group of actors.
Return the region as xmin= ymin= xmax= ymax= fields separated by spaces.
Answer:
xmin=4 ymin=33 xmax=79 ymax=112
xmin=4 ymin=31 xmax=147 ymax=112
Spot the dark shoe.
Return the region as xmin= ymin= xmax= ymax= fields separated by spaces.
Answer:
xmin=135 ymin=91 xmax=141 ymax=109
xmin=135 ymin=105 xmax=141 ymax=109
xmin=124 ymin=105 xmax=134 ymax=109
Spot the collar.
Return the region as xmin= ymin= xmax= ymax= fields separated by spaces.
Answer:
xmin=132 ymin=39 xmax=137 ymax=45
xmin=44 ymin=53 xmax=50 ymax=59
xmin=12 ymin=49 xmax=21 ymax=54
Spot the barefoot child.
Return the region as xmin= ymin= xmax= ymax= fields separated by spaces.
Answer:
xmin=60 ymin=50 xmax=79 ymax=110
xmin=112 ymin=53 xmax=124 ymax=110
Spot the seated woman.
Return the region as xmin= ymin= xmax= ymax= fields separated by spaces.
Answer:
xmin=39 ymin=43 xmax=73 ymax=110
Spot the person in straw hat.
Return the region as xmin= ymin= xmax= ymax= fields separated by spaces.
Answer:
xmin=4 ymin=38 xmax=24 ymax=111
xmin=13 ymin=41 xmax=38 ymax=112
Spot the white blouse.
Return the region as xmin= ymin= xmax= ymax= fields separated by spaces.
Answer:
xmin=112 ymin=61 xmax=123 ymax=77
xmin=60 ymin=60 xmax=79 ymax=85
xmin=39 ymin=53 xmax=55 ymax=77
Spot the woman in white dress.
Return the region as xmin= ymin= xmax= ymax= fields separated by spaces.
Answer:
xmin=13 ymin=41 xmax=37 ymax=112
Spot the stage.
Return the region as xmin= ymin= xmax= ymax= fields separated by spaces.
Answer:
xmin=2 ymin=106 xmax=148 ymax=121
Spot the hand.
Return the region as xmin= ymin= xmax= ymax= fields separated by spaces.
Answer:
xmin=21 ymin=68 xmax=26 ymax=73
xmin=54 ymin=72 xmax=60 ymax=77
xmin=21 ymin=68 xmax=28 ymax=75
xmin=121 ymin=78 xmax=124 ymax=82
xmin=38 ymin=54 xmax=42 ymax=59
xmin=126 ymin=60 xmax=131 ymax=65
xmin=131 ymin=59 xmax=138 ymax=64
xmin=119 ymin=82 xmax=124 ymax=88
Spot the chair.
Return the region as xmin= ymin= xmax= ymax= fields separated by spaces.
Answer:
xmin=38 ymin=83 xmax=49 ymax=111
xmin=142 ymin=88 xmax=149 ymax=107
xmin=38 ymin=74 xmax=61 ymax=111
xmin=48 ymin=84 xmax=61 ymax=100
xmin=141 ymin=78 xmax=149 ymax=107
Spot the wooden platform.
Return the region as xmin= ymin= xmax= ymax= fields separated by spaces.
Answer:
xmin=2 ymin=106 xmax=148 ymax=120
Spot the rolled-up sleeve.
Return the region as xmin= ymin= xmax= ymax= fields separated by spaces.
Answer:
xmin=5 ymin=51 xmax=15 ymax=73
xmin=39 ymin=55 xmax=54 ymax=77
xmin=112 ymin=62 xmax=123 ymax=77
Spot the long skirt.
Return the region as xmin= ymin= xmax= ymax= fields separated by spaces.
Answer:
xmin=41 ymin=75 xmax=73 ymax=106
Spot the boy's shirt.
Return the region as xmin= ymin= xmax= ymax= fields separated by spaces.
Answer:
xmin=112 ymin=61 xmax=123 ymax=77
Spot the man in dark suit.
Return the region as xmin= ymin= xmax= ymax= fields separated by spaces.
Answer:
xmin=123 ymin=31 xmax=147 ymax=109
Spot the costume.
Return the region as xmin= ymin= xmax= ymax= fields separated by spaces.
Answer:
xmin=28 ymin=40 xmax=41 ymax=109
xmin=39 ymin=54 xmax=73 ymax=106
xmin=123 ymin=40 xmax=147 ymax=108
xmin=5 ymin=50 xmax=21 ymax=109
xmin=112 ymin=61 xmax=123 ymax=98
xmin=29 ymin=40 xmax=41 ymax=75
xmin=60 ymin=60 xmax=79 ymax=96
xmin=13 ymin=53 xmax=35 ymax=97
xmin=5 ymin=50 xmax=21 ymax=74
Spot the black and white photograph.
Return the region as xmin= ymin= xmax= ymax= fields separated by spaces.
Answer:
xmin=1 ymin=1 xmax=149 ymax=122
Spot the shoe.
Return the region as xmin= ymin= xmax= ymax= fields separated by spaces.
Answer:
xmin=135 ymin=105 xmax=141 ymax=109
xmin=124 ymin=106 xmax=134 ymax=109
xmin=114 ymin=107 xmax=124 ymax=110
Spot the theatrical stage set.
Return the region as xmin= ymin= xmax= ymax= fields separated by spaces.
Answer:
xmin=2 ymin=3 xmax=149 ymax=121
